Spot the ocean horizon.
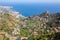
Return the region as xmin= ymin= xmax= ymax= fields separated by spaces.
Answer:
xmin=0 ymin=3 xmax=60 ymax=17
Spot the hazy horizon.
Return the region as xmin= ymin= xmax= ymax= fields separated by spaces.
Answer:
xmin=0 ymin=0 xmax=60 ymax=16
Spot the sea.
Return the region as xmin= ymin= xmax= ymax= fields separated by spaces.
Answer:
xmin=0 ymin=3 xmax=60 ymax=17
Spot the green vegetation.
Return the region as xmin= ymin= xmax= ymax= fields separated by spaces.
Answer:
xmin=20 ymin=29 xmax=31 ymax=37
xmin=0 ymin=8 xmax=60 ymax=40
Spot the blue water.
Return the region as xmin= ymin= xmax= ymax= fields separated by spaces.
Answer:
xmin=0 ymin=3 xmax=60 ymax=17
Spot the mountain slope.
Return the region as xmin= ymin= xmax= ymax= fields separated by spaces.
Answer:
xmin=0 ymin=7 xmax=60 ymax=40
xmin=24 ymin=11 xmax=60 ymax=40
xmin=0 ymin=7 xmax=27 ymax=40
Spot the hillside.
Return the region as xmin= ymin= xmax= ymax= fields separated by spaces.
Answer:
xmin=0 ymin=7 xmax=60 ymax=40
xmin=0 ymin=7 xmax=27 ymax=40
xmin=24 ymin=11 xmax=60 ymax=40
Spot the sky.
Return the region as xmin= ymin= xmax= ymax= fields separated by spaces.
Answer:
xmin=0 ymin=0 xmax=60 ymax=4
